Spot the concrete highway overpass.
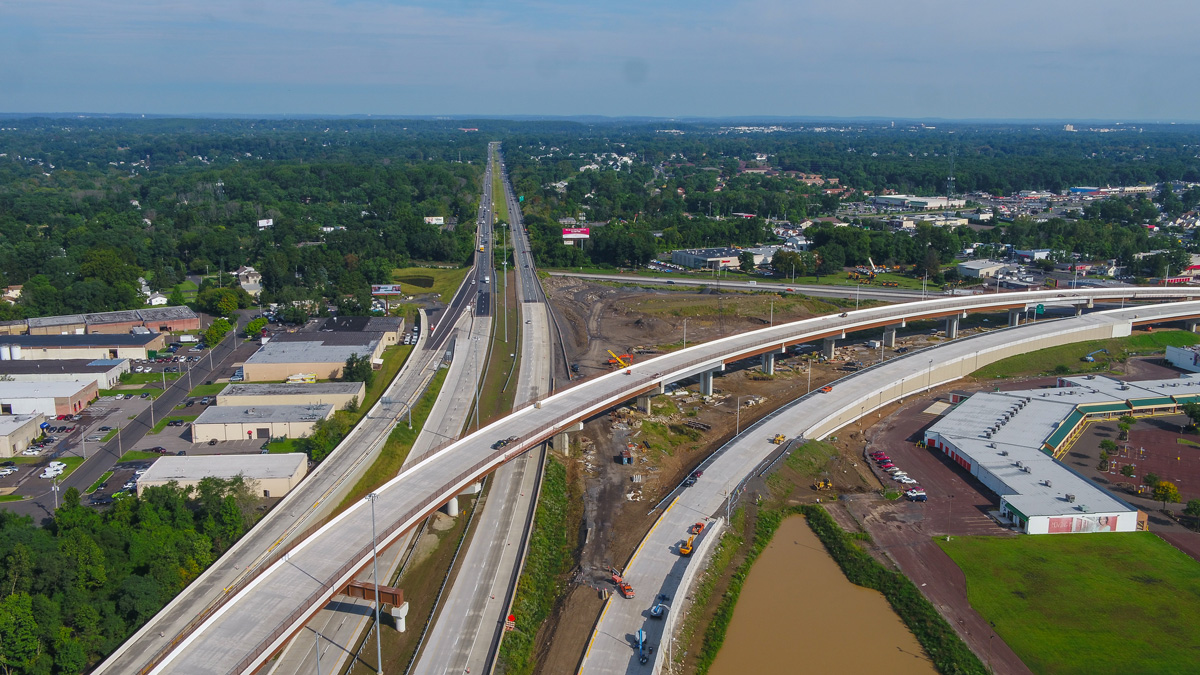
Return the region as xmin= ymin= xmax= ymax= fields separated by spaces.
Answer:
xmin=118 ymin=287 xmax=1198 ymax=673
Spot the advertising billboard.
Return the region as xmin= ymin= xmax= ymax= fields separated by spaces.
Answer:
xmin=370 ymin=284 xmax=405 ymax=296
xmin=562 ymin=227 xmax=590 ymax=240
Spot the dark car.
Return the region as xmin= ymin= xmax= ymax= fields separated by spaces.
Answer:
xmin=208 ymin=439 xmax=218 ymax=446
xmin=683 ymin=476 xmax=697 ymax=487
xmin=186 ymin=400 xmax=195 ymax=407
xmin=0 ymin=461 xmax=14 ymax=467
xmin=140 ymin=393 xmax=149 ymax=399
xmin=99 ymin=426 xmax=112 ymax=432
xmin=149 ymin=447 xmax=168 ymax=455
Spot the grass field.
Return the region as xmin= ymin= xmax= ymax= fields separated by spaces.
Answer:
xmin=266 ymin=438 xmax=301 ymax=454
xmin=148 ymin=415 xmax=198 ymax=435
xmin=187 ymin=383 xmax=226 ymax=398
xmin=360 ymin=345 xmax=411 ymax=414
xmin=392 ymin=266 xmax=470 ymax=304
xmin=101 ymin=428 xmax=119 ymax=442
xmin=473 ymin=272 xmax=521 ymax=427
xmin=118 ymin=451 xmax=162 ymax=462
xmin=86 ymin=471 xmax=114 ymax=494
xmin=939 ymin=533 xmax=1200 ymax=675
xmin=972 ymin=330 xmax=1200 ymax=379
xmin=492 ymin=156 xmax=509 ymax=224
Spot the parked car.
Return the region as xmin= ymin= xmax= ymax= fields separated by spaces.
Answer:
xmin=186 ymin=400 xmax=195 ymax=407
xmin=208 ymin=439 xmax=218 ymax=446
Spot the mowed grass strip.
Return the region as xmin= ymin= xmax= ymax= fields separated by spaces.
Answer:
xmin=938 ymin=533 xmax=1200 ymax=675
xmin=392 ymin=266 xmax=470 ymax=304
xmin=972 ymin=330 xmax=1200 ymax=379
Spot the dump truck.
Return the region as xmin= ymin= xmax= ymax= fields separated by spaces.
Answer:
xmin=679 ymin=536 xmax=695 ymax=556
xmin=771 ymin=434 xmax=787 ymax=444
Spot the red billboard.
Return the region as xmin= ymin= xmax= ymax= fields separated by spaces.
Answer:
xmin=562 ymin=228 xmax=590 ymax=239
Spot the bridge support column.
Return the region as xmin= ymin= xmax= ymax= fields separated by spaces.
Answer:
xmin=882 ymin=327 xmax=897 ymax=348
xmin=552 ymin=421 xmax=584 ymax=454
xmin=1074 ymin=304 xmax=1085 ymax=316
xmin=442 ymin=497 xmax=459 ymax=518
xmin=699 ymin=371 xmax=715 ymax=396
xmin=636 ymin=394 xmax=652 ymax=414
xmin=1187 ymin=320 xmax=1200 ymax=333
xmin=762 ymin=352 xmax=776 ymax=375
xmin=459 ymin=481 xmax=482 ymax=496
xmin=1008 ymin=309 xmax=1022 ymax=327
xmin=945 ymin=315 xmax=959 ymax=340
xmin=391 ymin=601 xmax=410 ymax=633
xmin=822 ymin=337 xmax=837 ymax=359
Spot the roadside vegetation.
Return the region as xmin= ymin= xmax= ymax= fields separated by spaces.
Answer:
xmin=939 ymin=533 xmax=1200 ymax=675
xmin=392 ymin=267 xmax=471 ymax=304
xmin=972 ymin=329 xmax=1200 ymax=379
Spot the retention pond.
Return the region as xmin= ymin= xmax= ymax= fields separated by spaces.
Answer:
xmin=709 ymin=515 xmax=936 ymax=675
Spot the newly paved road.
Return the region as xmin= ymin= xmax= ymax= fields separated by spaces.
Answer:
xmin=135 ymin=288 xmax=1192 ymax=673
xmin=414 ymin=143 xmax=553 ymax=674
xmin=579 ymin=301 xmax=1199 ymax=674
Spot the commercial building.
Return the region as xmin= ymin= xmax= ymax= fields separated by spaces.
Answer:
xmin=957 ymin=259 xmax=1007 ymax=279
xmin=136 ymin=453 xmax=308 ymax=499
xmin=0 ymin=358 xmax=129 ymax=390
xmin=0 ymin=381 xmax=97 ymax=416
xmin=27 ymin=314 xmax=86 ymax=336
xmin=0 ymin=414 xmax=46 ymax=458
xmin=0 ymin=333 xmax=167 ymax=361
xmin=217 ymin=382 xmax=366 ymax=409
xmin=920 ymin=375 xmax=1200 ymax=534
xmin=191 ymin=404 xmax=334 ymax=443
xmin=242 ymin=333 xmax=383 ymax=382
xmin=137 ymin=306 xmax=201 ymax=333
xmin=320 ymin=316 xmax=405 ymax=347
xmin=85 ymin=310 xmax=144 ymax=334
xmin=7 ymin=307 xmax=200 ymax=336
xmin=871 ymin=195 xmax=967 ymax=210
xmin=670 ymin=247 xmax=742 ymax=270
xmin=1166 ymin=345 xmax=1200 ymax=373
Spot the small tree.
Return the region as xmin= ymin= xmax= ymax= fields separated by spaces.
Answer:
xmin=168 ymin=285 xmax=187 ymax=306
xmin=1153 ymin=480 xmax=1181 ymax=510
xmin=342 ymin=353 xmax=374 ymax=386
xmin=1099 ymin=438 xmax=1118 ymax=453
xmin=1144 ymin=473 xmax=1160 ymax=488
xmin=1097 ymin=451 xmax=1110 ymax=472
xmin=738 ymin=252 xmax=756 ymax=274
xmin=1117 ymin=422 xmax=1131 ymax=441
xmin=1183 ymin=402 xmax=1200 ymax=430
xmin=245 ymin=317 xmax=268 ymax=336
xmin=1121 ymin=464 xmax=1135 ymax=478
xmin=1184 ymin=499 xmax=1200 ymax=522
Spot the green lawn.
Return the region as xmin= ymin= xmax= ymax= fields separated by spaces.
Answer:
xmin=474 ymin=273 xmax=521 ymax=427
xmin=101 ymin=428 xmax=119 ymax=442
xmin=118 ymin=451 xmax=162 ymax=462
xmin=391 ymin=266 xmax=471 ymax=304
xmin=939 ymin=533 xmax=1200 ymax=675
xmin=187 ymin=383 xmax=227 ymax=398
xmin=359 ymin=345 xmax=411 ymax=415
xmin=86 ymin=471 xmax=114 ymax=494
xmin=120 ymin=371 xmax=181 ymax=385
xmin=972 ymin=330 xmax=1200 ymax=379
xmin=0 ymin=495 xmax=28 ymax=503
xmin=148 ymin=415 xmax=198 ymax=435
xmin=266 ymin=438 xmax=301 ymax=454
xmin=492 ymin=157 xmax=509 ymax=223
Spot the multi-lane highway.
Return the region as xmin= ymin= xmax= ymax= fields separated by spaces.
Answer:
xmin=579 ymin=300 xmax=1200 ymax=674
xmin=132 ymin=286 xmax=1195 ymax=674
xmin=413 ymin=143 xmax=555 ymax=675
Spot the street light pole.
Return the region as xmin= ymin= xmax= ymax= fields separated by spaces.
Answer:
xmin=314 ymin=630 xmax=322 ymax=675
xmin=365 ymin=493 xmax=383 ymax=673
xmin=682 ymin=319 xmax=687 ymax=349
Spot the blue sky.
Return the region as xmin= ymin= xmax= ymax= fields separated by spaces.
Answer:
xmin=2 ymin=0 xmax=1198 ymax=119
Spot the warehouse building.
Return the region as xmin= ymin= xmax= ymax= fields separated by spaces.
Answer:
xmin=871 ymin=195 xmax=967 ymax=210
xmin=1165 ymin=345 xmax=1200 ymax=373
xmin=320 ymin=315 xmax=406 ymax=347
xmin=242 ymin=333 xmax=383 ymax=382
xmin=191 ymin=404 xmax=334 ymax=443
xmin=956 ymin=259 xmax=1008 ymax=279
xmin=27 ymin=314 xmax=86 ymax=336
xmin=85 ymin=310 xmax=144 ymax=334
xmin=136 ymin=453 xmax=308 ymax=498
xmin=138 ymin=306 xmax=201 ymax=333
xmin=217 ymin=382 xmax=366 ymax=409
xmin=0 ymin=414 xmax=46 ymax=458
xmin=919 ymin=375 xmax=1200 ymax=534
xmin=0 ymin=381 xmax=97 ymax=416
xmin=0 ymin=358 xmax=129 ymax=390
xmin=0 ymin=333 xmax=167 ymax=361
xmin=670 ymin=247 xmax=742 ymax=270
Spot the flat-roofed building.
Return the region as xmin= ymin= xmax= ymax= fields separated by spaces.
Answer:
xmin=85 ymin=310 xmax=143 ymax=334
xmin=320 ymin=316 xmax=405 ymax=346
xmin=217 ymin=382 xmax=366 ymax=409
xmin=957 ymin=259 xmax=1008 ymax=279
xmin=242 ymin=333 xmax=383 ymax=382
xmin=136 ymin=453 xmax=308 ymax=499
xmin=670 ymin=247 xmax=742 ymax=270
xmin=0 ymin=320 xmax=26 ymax=336
xmin=0 ymin=333 xmax=167 ymax=361
xmin=139 ymin=306 xmax=201 ymax=333
xmin=0 ymin=414 xmax=45 ymax=458
xmin=191 ymin=404 xmax=334 ymax=443
xmin=0 ymin=381 xmax=97 ymax=416
xmin=0 ymin=358 xmax=129 ymax=389
xmin=27 ymin=314 xmax=86 ymax=336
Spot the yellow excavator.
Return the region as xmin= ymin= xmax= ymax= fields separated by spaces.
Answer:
xmin=771 ymin=434 xmax=787 ymax=444
xmin=679 ymin=536 xmax=695 ymax=556
xmin=607 ymin=350 xmax=631 ymax=368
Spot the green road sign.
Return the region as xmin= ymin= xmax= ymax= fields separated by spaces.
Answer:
xmin=1036 ymin=304 xmax=1045 ymax=314
xmin=518 ymin=195 xmax=524 ymax=202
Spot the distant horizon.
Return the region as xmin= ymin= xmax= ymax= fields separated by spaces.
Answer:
xmin=3 ymin=112 xmax=1200 ymax=126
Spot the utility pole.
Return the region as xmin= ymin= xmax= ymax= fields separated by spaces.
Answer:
xmin=365 ymin=493 xmax=383 ymax=674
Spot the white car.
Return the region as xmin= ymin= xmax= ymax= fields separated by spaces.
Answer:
xmin=40 ymin=468 xmax=63 ymax=479
xmin=48 ymin=461 xmax=66 ymax=469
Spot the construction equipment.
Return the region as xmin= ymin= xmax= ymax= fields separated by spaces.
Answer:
xmin=771 ymin=434 xmax=787 ymax=444
xmin=679 ymin=536 xmax=695 ymax=556
xmin=607 ymin=350 xmax=632 ymax=368
xmin=1082 ymin=349 xmax=1108 ymax=362
xmin=636 ymin=629 xmax=650 ymax=664
xmin=684 ymin=420 xmax=712 ymax=431
xmin=618 ymin=447 xmax=632 ymax=465
xmin=650 ymin=603 xmax=668 ymax=619
xmin=611 ymin=569 xmax=635 ymax=598
xmin=690 ymin=522 xmax=706 ymax=535
xmin=820 ymin=385 xmax=833 ymax=393
xmin=814 ymin=479 xmax=833 ymax=491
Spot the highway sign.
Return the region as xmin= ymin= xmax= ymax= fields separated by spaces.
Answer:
xmin=1036 ymin=304 xmax=1045 ymax=314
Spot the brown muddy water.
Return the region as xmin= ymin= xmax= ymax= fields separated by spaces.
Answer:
xmin=709 ymin=516 xmax=936 ymax=675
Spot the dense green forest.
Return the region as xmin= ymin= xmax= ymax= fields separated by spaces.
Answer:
xmin=0 ymin=479 xmax=261 ymax=674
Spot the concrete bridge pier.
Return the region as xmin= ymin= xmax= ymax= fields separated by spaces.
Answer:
xmin=762 ymin=352 xmax=775 ymax=375
xmin=1075 ymin=304 xmax=1085 ymax=316
xmin=1187 ymin=320 xmax=1200 ymax=333
xmin=442 ymin=497 xmax=459 ymax=517
xmin=636 ymin=394 xmax=652 ymax=414
xmin=553 ymin=421 xmax=584 ymax=454
xmin=1008 ymin=309 xmax=1022 ymax=327
xmin=459 ymin=481 xmax=482 ymax=496
xmin=822 ymin=337 xmax=837 ymax=359
xmin=391 ymin=602 xmax=410 ymax=633
xmin=945 ymin=315 xmax=960 ymax=340
xmin=882 ymin=326 xmax=897 ymax=348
